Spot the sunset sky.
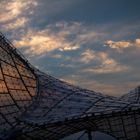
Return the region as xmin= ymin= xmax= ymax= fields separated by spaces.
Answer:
xmin=0 ymin=0 xmax=140 ymax=96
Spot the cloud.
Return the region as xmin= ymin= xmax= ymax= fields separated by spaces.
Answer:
xmin=80 ymin=49 xmax=96 ymax=63
xmin=105 ymin=38 xmax=140 ymax=52
xmin=135 ymin=39 xmax=140 ymax=47
xmin=13 ymin=29 xmax=80 ymax=56
xmin=54 ymin=21 xmax=104 ymax=45
xmin=60 ymin=74 xmax=137 ymax=96
xmin=0 ymin=0 xmax=37 ymax=30
xmin=2 ymin=17 xmax=28 ymax=30
xmin=51 ymin=54 xmax=62 ymax=59
xmin=13 ymin=21 xmax=104 ymax=56
xmin=84 ymin=61 xmax=128 ymax=74
xmin=60 ymin=64 xmax=75 ymax=68
xmin=81 ymin=50 xmax=129 ymax=74
xmin=59 ymin=45 xmax=80 ymax=51
xmin=77 ymin=32 xmax=104 ymax=45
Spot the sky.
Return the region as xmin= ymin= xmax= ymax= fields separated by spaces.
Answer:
xmin=0 ymin=0 xmax=140 ymax=96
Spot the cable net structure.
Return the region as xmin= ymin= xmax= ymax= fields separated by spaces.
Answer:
xmin=0 ymin=32 xmax=140 ymax=140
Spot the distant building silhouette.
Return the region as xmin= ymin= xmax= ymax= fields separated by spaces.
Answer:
xmin=0 ymin=32 xmax=140 ymax=140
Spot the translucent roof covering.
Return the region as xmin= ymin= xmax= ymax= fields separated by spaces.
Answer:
xmin=0 ymin=33 xmax=37 ymax=137
xmin=0 ymin=32 xmax=140 ymax=140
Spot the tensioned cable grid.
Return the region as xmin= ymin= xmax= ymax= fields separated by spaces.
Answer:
xmin=0 ymin=32 xmax=140 ymax=140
